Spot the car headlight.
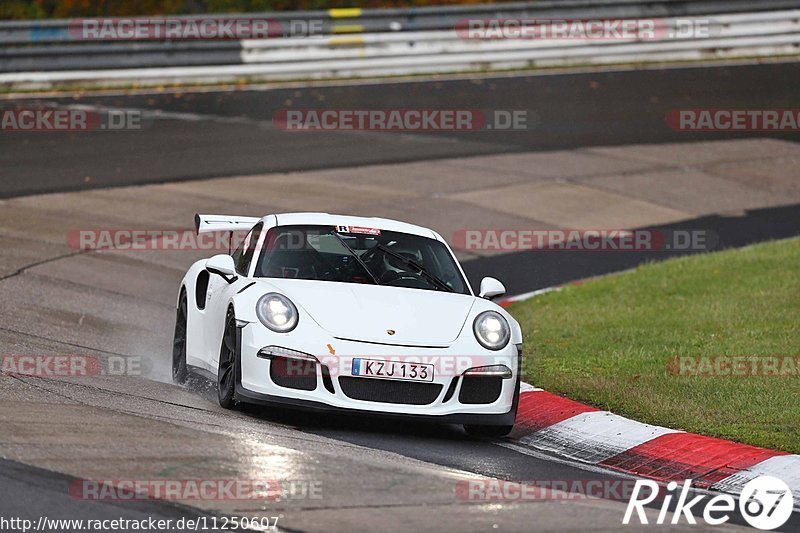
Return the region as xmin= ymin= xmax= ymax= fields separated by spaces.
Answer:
xmin=256 ymin=293 xmax=298 ymax=333
xmin=473 ymin=311 xmax=510 ymax=350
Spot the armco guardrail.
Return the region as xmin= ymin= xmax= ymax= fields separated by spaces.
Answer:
xmin=1 ymin=0 xmax=799 ymax=87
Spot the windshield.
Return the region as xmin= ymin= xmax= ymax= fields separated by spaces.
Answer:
xmin=253 ymin=225 xmax=470 ymax=295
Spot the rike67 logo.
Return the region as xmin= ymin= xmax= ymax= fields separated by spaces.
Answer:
xmin=739 ymin=477 xmax=794 ymax=530
xmin=624 ymin=476 xmax=794 ymax=530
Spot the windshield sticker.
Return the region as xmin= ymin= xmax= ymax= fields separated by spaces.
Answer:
xmin=335 ymin=225 xmax=381 ymax=236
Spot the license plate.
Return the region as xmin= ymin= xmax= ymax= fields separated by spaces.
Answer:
xmin=352 ymin=358 xmax=434 ymax=382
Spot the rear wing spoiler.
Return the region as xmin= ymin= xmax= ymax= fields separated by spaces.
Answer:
xmin=194 ymin=213 xmax=261 ymax=234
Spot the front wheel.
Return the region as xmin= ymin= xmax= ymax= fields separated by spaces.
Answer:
xmin=171 ymin=291 xmax=189 ymax=385
xmin=217 ymin=306 xmax=239 ymax=410
xmin=464 ymin=424 xmax=513 ymax=438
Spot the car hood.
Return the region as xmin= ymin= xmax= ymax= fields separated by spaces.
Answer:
xmin=260 ymin=279 xmax=475 ymax=347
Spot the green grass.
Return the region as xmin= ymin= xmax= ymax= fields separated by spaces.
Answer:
xmin=511 ymin=237 xmax=800 ymax=453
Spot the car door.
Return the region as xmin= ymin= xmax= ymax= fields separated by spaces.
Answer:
xmin=205 ymin=222 xmax=264 ymax=370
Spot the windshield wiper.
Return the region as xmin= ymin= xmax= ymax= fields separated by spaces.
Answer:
xmin=331 ymin=232 xmax=381 ymax=285
xmin=375 ymin=244 xmax=454 ymax=292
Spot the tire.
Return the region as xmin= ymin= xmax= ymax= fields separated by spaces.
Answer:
xmin=171 ymin=290 xmax=189 ymax=385
xmin=217 ymin=306 xmax=239 ymax=410
xmin=463 ymin=424 xmax=514 ymax=438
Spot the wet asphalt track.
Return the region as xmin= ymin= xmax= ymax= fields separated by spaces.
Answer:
xmin=1 ymin=62 xmax=800 ymax=198
xmin=464 ymin=202 xmax=800 ymax=295
xmin=2 ymin=62 xmax=800 ymax=531
xmin=0 ymin=459 xmax=233 ymax=533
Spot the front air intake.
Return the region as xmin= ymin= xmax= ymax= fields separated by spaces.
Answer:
xmin=458 ymin=375 xmax=502 ymax=404
xmin=269 ymin=356 xmax=317 ymax=391
xmin=338 ymin=377 xmax=442 ymax=405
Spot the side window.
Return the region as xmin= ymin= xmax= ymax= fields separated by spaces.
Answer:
xmin=234 ymin=222 xmax=263 ymax=276
xmin=230 ymin=241 xmax=244 ymax=272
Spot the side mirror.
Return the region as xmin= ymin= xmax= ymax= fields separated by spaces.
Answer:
xmin=206 ymin=254 xmax=238 ymax=283
xmin=479 ymin=277 xmax=506 ymax=299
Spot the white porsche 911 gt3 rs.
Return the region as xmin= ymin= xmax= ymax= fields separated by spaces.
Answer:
xmin=173 ymin=212 xmax=523 ymax=436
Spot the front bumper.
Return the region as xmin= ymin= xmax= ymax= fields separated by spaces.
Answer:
xmin=234 ymin=322 xmax=521 ymax=425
